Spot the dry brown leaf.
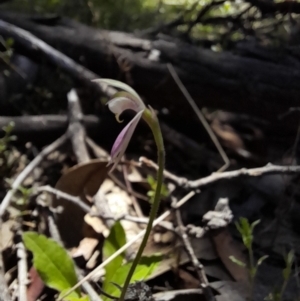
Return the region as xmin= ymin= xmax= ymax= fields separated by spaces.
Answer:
xmin=55 ymin=159 xmax=109 ymax=197
xmin=52 ymin=159 xmax=109 ymax=248
xmin=27 ymin=267 xmax=45 ymax=301
xmin=211 ymin=228 xmax=249 ymax=284
xmin=178 ymin=269 xmax=200 ymax=289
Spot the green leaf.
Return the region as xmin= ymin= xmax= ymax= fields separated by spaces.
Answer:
xmin=147 ymin=175 xmax=156 ymax=188
xmin=286 ymin=250 xmax=294 ymax=266
xmin=60 ymin=292 xmax=89 ymax=301
xmin=103 ymin=221 xmax=126 ymax=292
xmin=23 ymin=232 xmax=80 ymax=297
xmin=103 ymin=255 xmax=161 ymax=301
xmin=58 ymin=290 xmax=90 ymax=301
xmin=257 ymin=255 xmax=268 ymax=266
xmin=235 ymin=218 xmax=260 ymax=250
xmin=92 ymin=79 xmax=142 ymax=102
xmin=282 ymin=250 xmax=294 ymax=280
xmin=146 ymin=175 xmax=169 ymax=204
xmin=229 ymin=255 xmax=246 ymax=267
xmin=5 ymin=38 xmax=14 ymax=48
xmin=250 ymin=219 xmax=260 ymax=231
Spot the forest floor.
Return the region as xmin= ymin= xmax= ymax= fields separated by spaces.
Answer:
xmin=1 ymin=83 xmax=300 ymax=301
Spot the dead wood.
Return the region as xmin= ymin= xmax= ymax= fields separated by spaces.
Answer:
xmin=0 ymin=115 xmax=101 ymax=135
xmin=0 ymin=227 xmax=12 ymax=301
xmin=175 ymin=205 xmax=215 ymax=301
xmin=0 ymin=11 xmax=299 ymax=127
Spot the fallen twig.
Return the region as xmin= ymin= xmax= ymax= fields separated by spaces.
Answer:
xmin=122 ymin=164 xmax=144 ymax=217
xmin=167 ymin=63 xmax=229 ymax=172
xmin=0 ymin=115 xmax=101 ymax=136
xmin=66 ymin=89 xmax=115 ymax=229
xmin=175 ymin=203 xmax=215 ymax=301
xmin=140 ymin=157 xmax=300 ymax=189
xmin=0 ymin=221 xmax=12 ymax=301
xmin=38 ymin=186 xmax=92 ymax=214
xmin=0 ymin=133 xmax=68 ymax=218
xmin=67 ymin=89 xmax=90 ymax=163
xmin=0 ymin=19 xmax=115 ymax=98
xmin=17 ymin=234 xmax=28 ymax=301
xmin=38 ymin=185 xmax=174 ymax=231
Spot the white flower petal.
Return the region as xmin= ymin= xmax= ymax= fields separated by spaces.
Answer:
xmin=107 ymin=97 xmax=145 ymax=122
xmin=92 ymin=78 xmax=143 ymax=102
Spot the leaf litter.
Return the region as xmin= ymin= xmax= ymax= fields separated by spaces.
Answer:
xmin=1 ymin=93 xmax=300 ymax=301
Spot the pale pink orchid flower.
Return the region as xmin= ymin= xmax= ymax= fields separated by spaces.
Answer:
xmin=106 ymin=96 xmax=146 ymax=171
xmin=92 ymin=78 xmax=147 ymax=172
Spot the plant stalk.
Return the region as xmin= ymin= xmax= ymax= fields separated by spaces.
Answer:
xmin=119 ymin=109 xmax=165 ymax=301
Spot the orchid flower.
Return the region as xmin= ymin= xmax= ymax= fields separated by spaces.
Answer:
xmin=93 ymin=79 xmax=147 ymax=172
xmin=93 ymin=78 xmax=165 ymax=301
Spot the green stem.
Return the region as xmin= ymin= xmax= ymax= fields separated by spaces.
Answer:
xmin=119 ymin=109 xmax=165 ymax=301
xmin=248 ymin=245 xmax=255 ymax=301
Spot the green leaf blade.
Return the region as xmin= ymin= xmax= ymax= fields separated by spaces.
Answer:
xmin=23 ymin=232 xmax=79 ymax=296
xmin=229 ymin=255 xmax=246 ymax=267
xmin=103 ymin=255 xmax=161 ymax=301
xmin=103 ymin=221 xmax=126 ymax=296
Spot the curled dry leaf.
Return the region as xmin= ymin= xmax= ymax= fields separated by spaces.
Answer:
xmin=52 ymin=159 xmax=109 ymax=248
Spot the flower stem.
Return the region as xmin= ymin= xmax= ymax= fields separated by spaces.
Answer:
xmin=119 ymin=109 xmax=165 ymax=301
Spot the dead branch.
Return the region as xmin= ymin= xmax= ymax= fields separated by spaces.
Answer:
xmin=175 ymin=203 xmax=215 ymax=301
xmin=16 ymin=235 xmax=28 ymax=301
xmin=140 ymin=157 xmax=300 ymax=189
xmin=38 ymin=186 xmax=92 ymax=214
xmin=0 ymin=133 xmax=68 ymax=218
xmin=66 ymin=89 xmax=115 ymax=228
xmin=67 ymin=89 xmax=90 ymax=163
xmin=0 ymin=221 xmax=12 ymax=301
xmin=0 ymin=19 xmax=115 ymax=98
xmin=186 ymin=163 xmax=300 ymax=189
xmin=0 ymin=115 xmax=101 ymax=136
xmin=122 ymin=164 xmax=144 ymax=217
xmin=38 ymin=185 xmax=174 ymax=231
xmin=1 ymin=13 xmax=300 ymax=127
xmin=167 ymin=63 xmax=229 ymax=172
